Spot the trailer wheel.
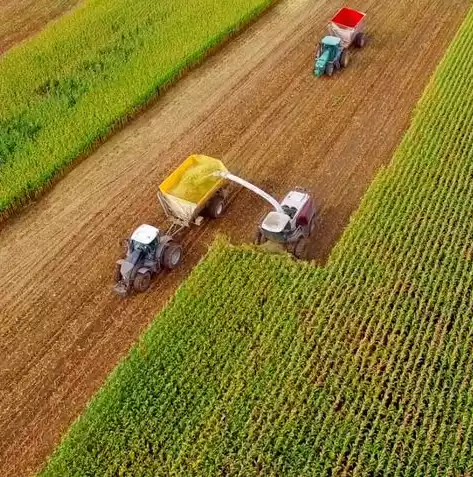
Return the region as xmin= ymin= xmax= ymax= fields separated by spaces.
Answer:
xmin=325 ymin=63 xmax=334 ymax=77
xmin=134 ymin=270 xmax=151 ymax=293
xmin=206 ymin=195 xmax=225 ymax=218
xmin=163 ymin=242 xmax=183 ymax=269
xmin=355 ymin=33 xmax=366 ymax=48
xmin=340 ymin=50 xmax=349 ymax=68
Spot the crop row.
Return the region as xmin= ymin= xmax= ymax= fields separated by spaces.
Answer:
xmin=0 ymin=0 xmax=275 ymax=216
xmin=40 ymin=4 xmax=473 ymax=477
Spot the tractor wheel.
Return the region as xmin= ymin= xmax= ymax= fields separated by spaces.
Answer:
xmin=206 ymin=195 xmax=225 ymax=219
xmin=163 ymin=242 xmax=183 ymax=269
xmin=355 ymin=33 xmax=366 ymax=48
xmin=325 ymin=63 xmax=334 ymax=77
xmin=120 ymin=238 xmax=129 ymax=256
xmin=133 ymin=270 xmax=151 ymax=293
xmin=113 ymin=263 xmax=122 ymax=283
xmin=340 ymin=50 xmax=349 ymax=68
xmin=293 ymin=239 xmax=308 ymax=259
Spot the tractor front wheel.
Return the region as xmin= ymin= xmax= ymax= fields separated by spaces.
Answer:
xmin=325 ymin=63 xmax=334 ymax=77
xmin=163 ymin=242 xmax=183 ymax=269
xmin=113 ymin=263 xmax=122 ymax=283
xmin=340 ymin=50 xmax=349 ymax=68
xmin=134 ymin=270 xmax=151 ymax=293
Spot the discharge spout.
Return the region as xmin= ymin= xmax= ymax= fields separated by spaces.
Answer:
xmin=213 ymin=171 xmax=285 ymax=214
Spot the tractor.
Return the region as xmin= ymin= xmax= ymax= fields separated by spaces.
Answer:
xmin=314 ymin=36 xmax=348 ymax=77
xmin=314 ymin=6 xmax=367 ymax=77
xmin=113 ymin=224 xmax=182 ymax=297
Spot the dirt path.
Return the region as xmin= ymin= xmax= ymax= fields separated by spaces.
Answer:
xmin=0 ymin=0 xmax=79 ymax=54
xmin=0 ymin=0 xmax=469 ymax=475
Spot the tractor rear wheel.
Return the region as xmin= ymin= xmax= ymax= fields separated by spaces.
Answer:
xmin=325 ymin=63 xmax=334 ymax=77
xmin=134 ymin=270 xmax=151 ymax=293
xmin=206 ymin=195 xmax=225 ymax=219
xmin=340 ymin=50 xmax=349 ymax=68
xmin=355 ymin=33 xmax=366 ymax=48
xmin=163 ymin=242 xmax=183 ymax=269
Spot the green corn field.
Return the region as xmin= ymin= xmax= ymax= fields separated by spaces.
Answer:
xmin=39 ymin=5 xmax=473 ymax=477
xmin=0 ymin=0 xmax=274 ymax=216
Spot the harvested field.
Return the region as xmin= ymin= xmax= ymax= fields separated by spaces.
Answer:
xmin=0 ymin=0 xmax=470 ymax=475
xmin=0 ymin=0 xmax=78 ymax=54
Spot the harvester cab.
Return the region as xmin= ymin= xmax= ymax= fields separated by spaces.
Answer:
xmin=314 ymin=36 xmax=346 ymax=77
xmin=256 ymin=190 xmax=316 ymax=258
xmin=113 ymin=224 xmax=182 ymax=297
xmin=213 ymin=171 xmax=316 ymax=259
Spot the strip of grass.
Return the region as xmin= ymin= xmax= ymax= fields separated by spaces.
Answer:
xmin=40 ymin=4 xmax=473 ymax=477
xmin=0 ymin=0 xmax=274 ymax=215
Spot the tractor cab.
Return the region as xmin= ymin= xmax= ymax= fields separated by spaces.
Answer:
xmin=320 ymin=35 xmax=342 ymax=52
xmin=113 ymin=223 xmax=183 ymax=297
xmin=314 ymin=35 xmax=344 ymax=77
xmin=128 ymin=224 xmax=160 ymax=259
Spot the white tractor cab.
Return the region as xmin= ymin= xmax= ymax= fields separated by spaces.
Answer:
xmin=213 ymin=171 xmax=316 ymax=258
xmin=113 ymin=224 xmax=182 ymax=297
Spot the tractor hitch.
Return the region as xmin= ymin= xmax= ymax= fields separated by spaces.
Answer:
xmin=112 ymin=281 xmax=131 ymax=297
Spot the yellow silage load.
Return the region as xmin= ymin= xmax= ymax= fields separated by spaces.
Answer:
xmin=160 ymin=155 xmax=227 ymax=206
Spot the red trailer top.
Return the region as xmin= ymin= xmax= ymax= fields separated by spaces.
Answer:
xmin=331 ymin=7 xmax=365 ymax=28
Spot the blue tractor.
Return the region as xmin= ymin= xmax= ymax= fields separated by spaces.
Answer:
xmin=313 ymin=36 xmax=349 ymax=77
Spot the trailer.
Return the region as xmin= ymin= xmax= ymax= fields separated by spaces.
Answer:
xmin=314 ymin=7 xmax=367 ymax=77
xmin=157 ymin=154 xmax=229 ymax=236
xmin=328 ymin=7 xmax=367 ymax=49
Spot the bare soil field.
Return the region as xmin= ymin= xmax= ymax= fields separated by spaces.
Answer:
xmin=0 ymin=0 xmax=79 ymax=54
xmin=0 ymin=0 xmax=469 ymax=475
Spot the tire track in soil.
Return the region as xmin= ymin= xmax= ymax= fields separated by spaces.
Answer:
xmin=0 ymin=0 xmax=469 ymax=475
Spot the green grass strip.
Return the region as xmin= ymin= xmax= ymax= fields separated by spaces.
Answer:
xmin=0 ymin=0 xmax=274 ymax=215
